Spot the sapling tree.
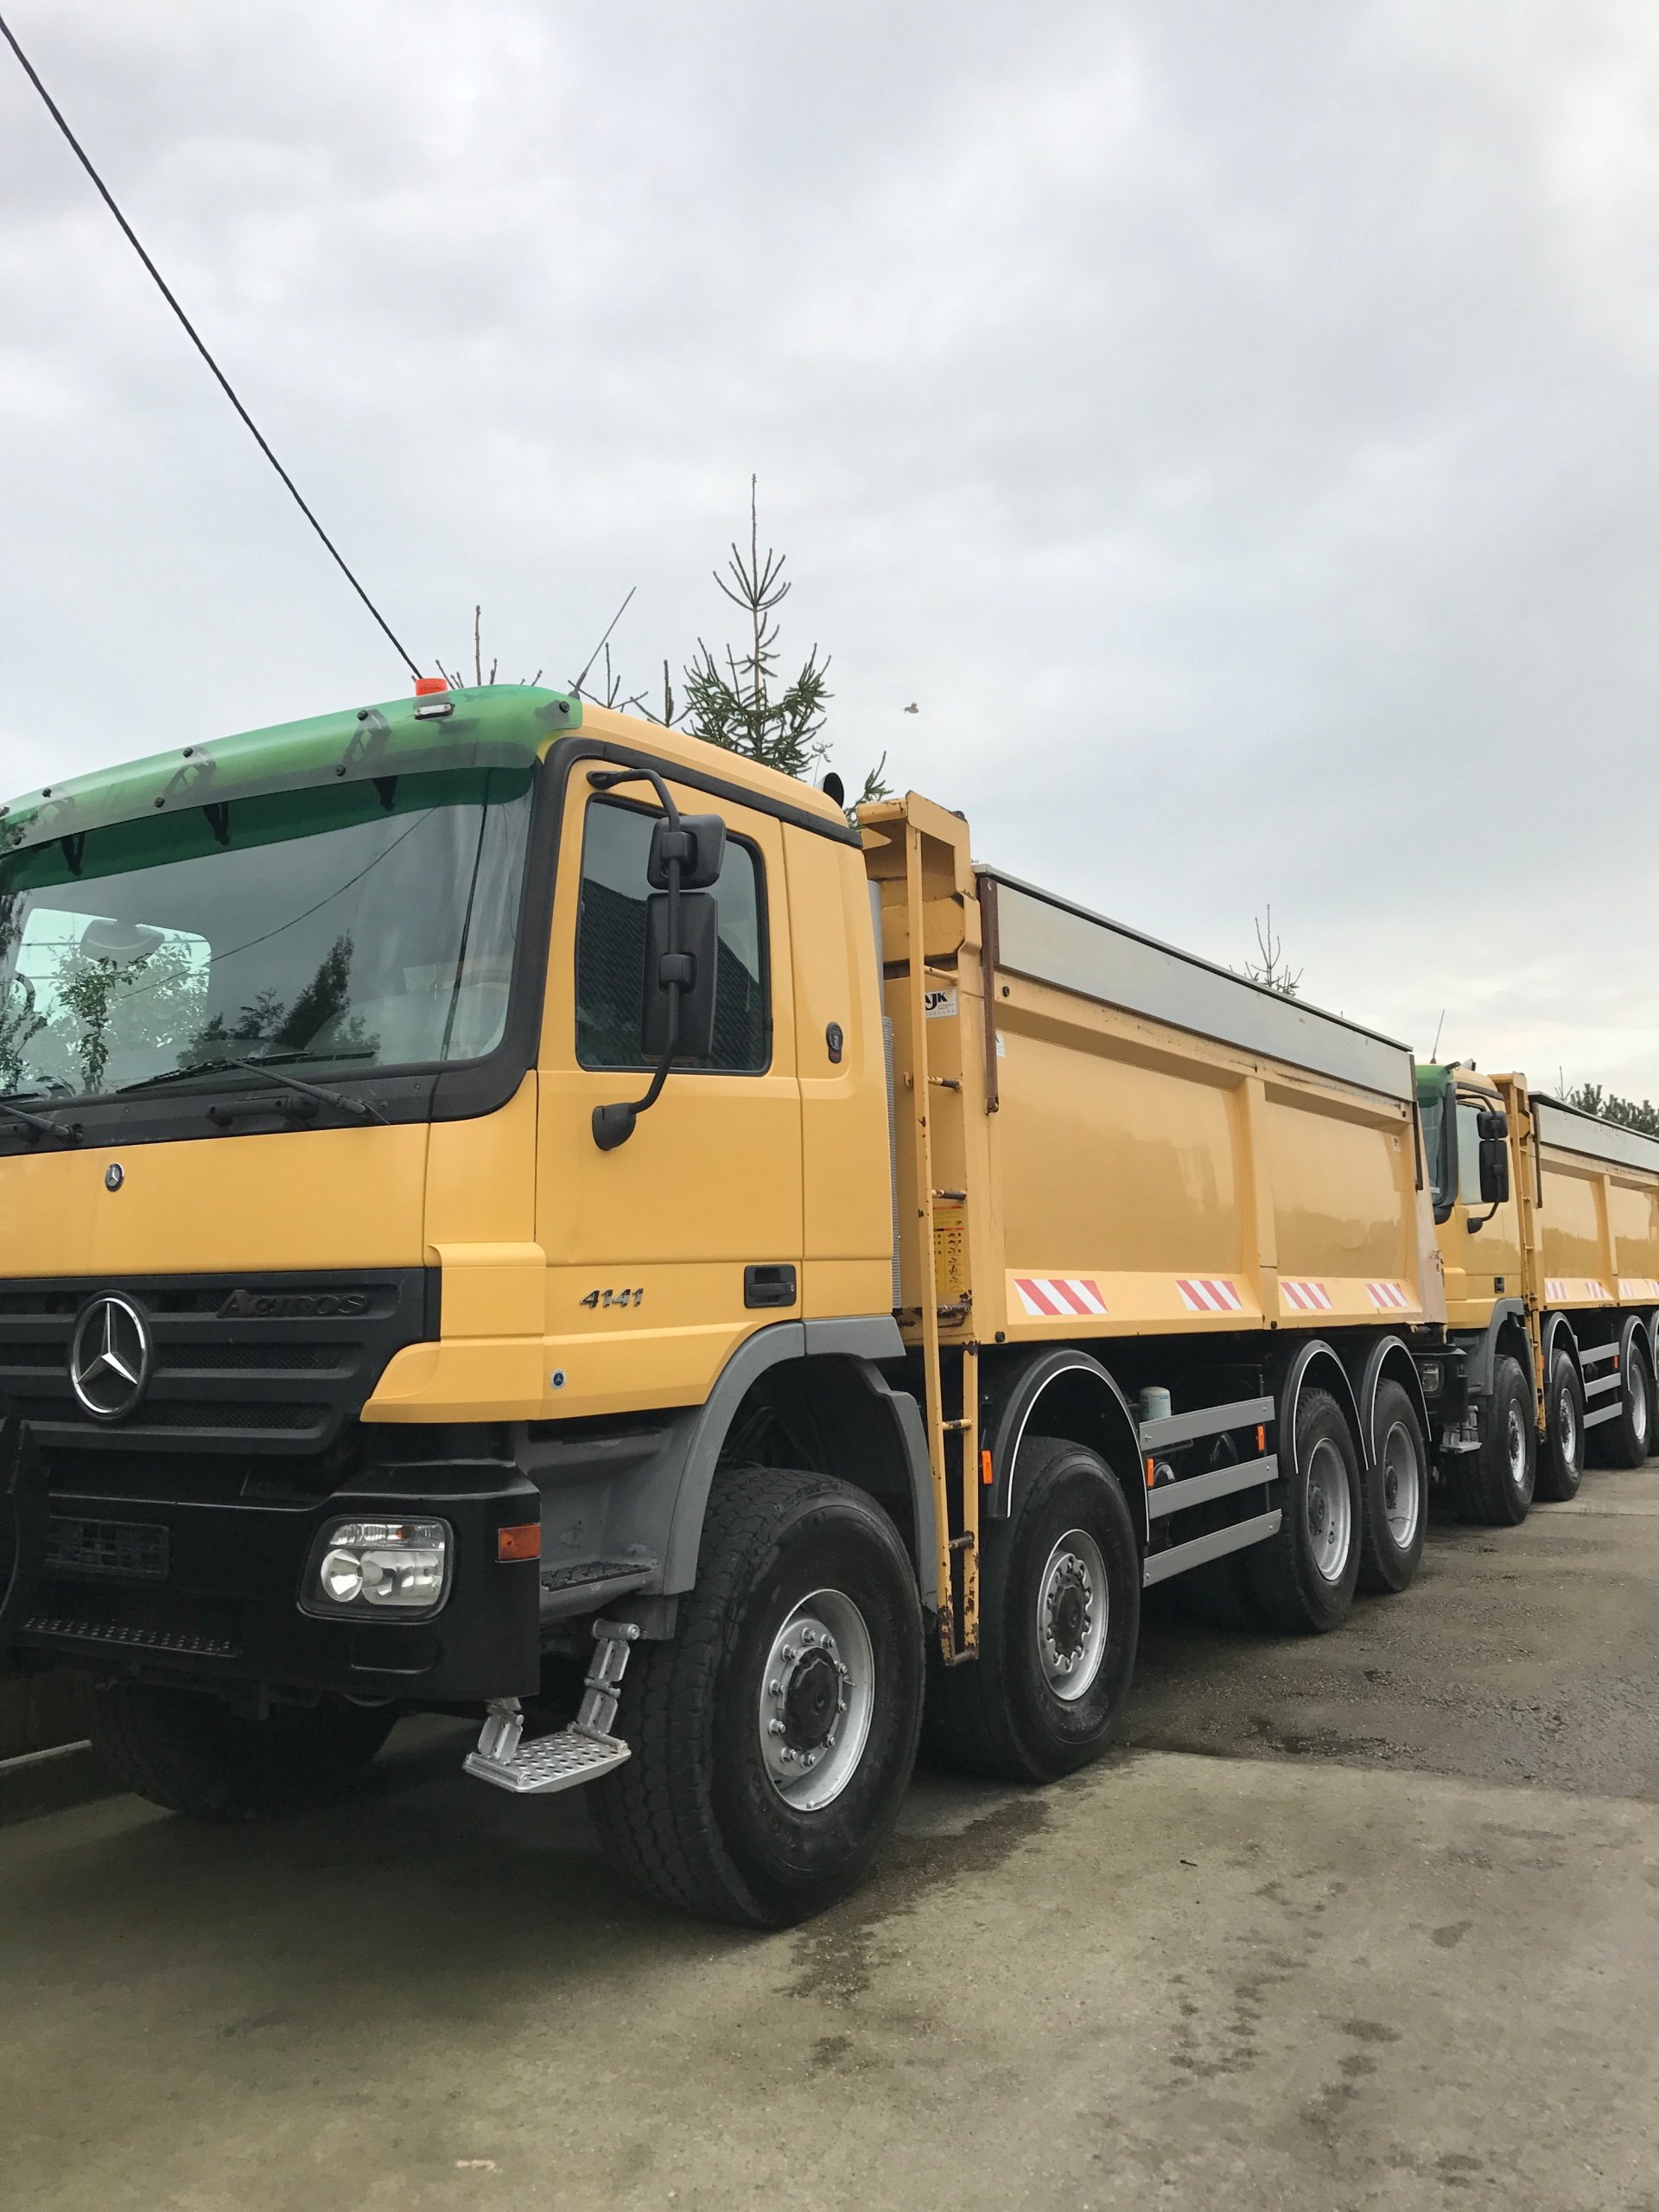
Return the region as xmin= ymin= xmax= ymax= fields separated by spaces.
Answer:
xmin=1239 ymin=907 xmax=1302 ymax=999
xmin=680 ymin=480 xmax=888 ymax=806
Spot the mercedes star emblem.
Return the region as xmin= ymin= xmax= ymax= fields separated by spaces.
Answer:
xmin=68 ymin=1294 xmax=153 ymax=1421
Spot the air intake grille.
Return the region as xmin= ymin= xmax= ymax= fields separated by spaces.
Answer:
xmin=0 ymin=1268 xmax=435 ymax=1457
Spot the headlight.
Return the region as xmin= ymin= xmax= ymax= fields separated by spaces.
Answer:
xmin=302 ymin=1517 xmax=452 ymax=1618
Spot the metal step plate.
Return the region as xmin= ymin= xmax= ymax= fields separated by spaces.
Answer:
xmin=464 ymin=1726 xmax=630 ymax=1796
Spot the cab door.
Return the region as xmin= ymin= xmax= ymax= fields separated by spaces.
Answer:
xmin=536 ymin=766 xmax=803 ymax=1417
xmin=1441 ymin=1082 xmax=1523 ymax=1328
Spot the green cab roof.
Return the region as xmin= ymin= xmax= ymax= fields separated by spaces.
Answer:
xmin=1415 ymin=1061 xmax=1452 ymax=1107
xmin=0 ymin=683 xmax=582 ymax=857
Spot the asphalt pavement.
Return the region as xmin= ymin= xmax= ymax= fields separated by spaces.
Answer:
xmin=3 ymin=1465 xmax=1656 ymax=2212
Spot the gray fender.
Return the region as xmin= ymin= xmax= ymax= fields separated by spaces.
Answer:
xmin=525 ymin=1317 xmax=935 ymax=1626
xmin=1541 ymin=1309 xmax=1580 ymax=1384
xmin=1274 ymin=1338 xmax=1363 ymax=1472
xmin=982 ymin=1347 xmax=1147 ymax=1544
xmin=660 ymin=1316 xmax=934 ymax=1604
xmin=1351 ymin=1334 xmax=1432 ymax=1466
xmin=1459 ymin=1299 xmax=1528 ymax=1398
xmin=1617 ymin=1310 xmax=1649 ymax=1387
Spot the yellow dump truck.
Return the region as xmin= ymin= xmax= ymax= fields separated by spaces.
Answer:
xmin=1417 ymin=1063 xmax=1659 ymax=1521
xmin=0 ymin=683 xmax=1479 ymax=1924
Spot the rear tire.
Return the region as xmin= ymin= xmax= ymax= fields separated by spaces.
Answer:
xmin=1446 ymin=1352 xmax=1535 ymax=1525
xmin=1535 ymin=1348 xmax=1586 ymax=1502
xmin=1243 ymin=1387 xmax=1361 ymax=1633
xmin=1357 ymin=1379 xmax=1427 ymax=1594
xmin=87 ymin=1681 xmax=396 ymax=1821
xmin=924 ymin=1436 xmax=1141 ymax=1784
xmin=591 ymin=1468 xmax=924 ymax=1929
xmin=1594 ymin=1342 xmax=1654 ymax=1470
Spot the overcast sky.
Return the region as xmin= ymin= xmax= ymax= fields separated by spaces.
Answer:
xmin=3 ymin=2 xmax=1657 ymax=1095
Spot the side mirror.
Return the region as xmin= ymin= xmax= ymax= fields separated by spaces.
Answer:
xmin=648 ymin=812 xmax=726 ymax=892
xmin=1478 ymin=1108 xmax=1509 ymax=1141
xmin=641 ymin=892 xmax=718 ymax=1061
xmin=1478 ymin=1133 xmax=1510 ymax=1206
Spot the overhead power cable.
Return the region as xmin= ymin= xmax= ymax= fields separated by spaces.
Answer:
xmin=0 ymin=10 xmax=423 ymax=679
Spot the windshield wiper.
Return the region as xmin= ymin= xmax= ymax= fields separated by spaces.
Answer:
xmin=0 ymin=1099 xmax=82 ymax=1147
xmin=118 ymin=1055 xmax=390 ymax=1125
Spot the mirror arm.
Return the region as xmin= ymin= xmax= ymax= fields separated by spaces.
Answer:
xmin=588 ymin=767 xmax=687 ymax=1152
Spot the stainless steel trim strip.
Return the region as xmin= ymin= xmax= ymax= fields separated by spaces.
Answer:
xmin=1142 ymin=1509 xmax=1282 ymax=1587
xmin=1140 ymin=1395 xmax=1274 ymax=1450
xmin=1147 ymin=1453 xmax=1279 ymax=1521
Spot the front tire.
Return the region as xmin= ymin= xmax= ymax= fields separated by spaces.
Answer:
xmin=87 ymin=1681 xmax=396 ymax=1821
xmin=591 ymin=1468 xmax=924 ymax=1928
xmin=1243 ymin=1387 xmax=1362 ymax=1632
xmin=1535 ymin=1348 xmax=1586 ymax=1501
xmin=1447 ymin=1352 xmax=1536 ymax=1525
xmin=925 ymin=1435 xmax=1141 ymax=1784
xmin=1357 ymin=1379 xmax=1428 ymax=1594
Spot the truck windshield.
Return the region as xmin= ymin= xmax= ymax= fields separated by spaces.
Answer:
xmin=0 ymin=764 xmax=533 ymax=1103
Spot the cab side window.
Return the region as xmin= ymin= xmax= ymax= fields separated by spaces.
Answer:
xmin=1455 ymin=1100 xmax=1485 ymax=1208
xmin=574 ymin=798 xmax=768 ymax=1072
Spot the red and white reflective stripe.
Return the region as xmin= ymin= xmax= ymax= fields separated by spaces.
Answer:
xmin=1546 ymin=1279 xmax=1565 ymax=1302
xmin=1618 ymin=1278 xmax=1659 ymax=1301
xmin=1281 ymin=1279 xmax=1333 ymax=1313
xmin=1364 ymin=1281 xmax=1411 ymax=1312
xmin=1176 ymin=1276 xmax=1243 ymax=1314
xmin=1014 ymin=1275 xmax=1109 ymax=1319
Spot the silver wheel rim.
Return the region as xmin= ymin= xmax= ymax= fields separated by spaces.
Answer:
xmin=758 ymin=1588 xmax=874 ymax=1812
xmin=1556 ymin=1381 xmax=1579 ymax=1469
xmin=1035 ymin=1529 xmax=1109 ymax=1701
xmin=1507 ymin=1402 xmax=1529 ymax=1490
xmin=1379 ymin=1419 xmax=1421 ymax=1548
xmin=1304 ymin=1438 xmax=1353 ymax=1584
xmin=1630 ymin=1359 xmax=1649 ymax=1451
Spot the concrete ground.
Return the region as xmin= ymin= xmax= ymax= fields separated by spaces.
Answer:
xmin=3 ymin=1467 xmax=1657 ymax=2212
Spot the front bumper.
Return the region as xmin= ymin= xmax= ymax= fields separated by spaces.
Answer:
xmin=11 ymin=1455 xmax=543 ymax=1703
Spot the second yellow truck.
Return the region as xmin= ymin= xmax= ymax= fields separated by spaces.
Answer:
xmin=1416 ymin=1063 xmax=1659 ymax=1520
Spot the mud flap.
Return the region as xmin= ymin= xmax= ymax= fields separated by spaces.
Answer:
xmin=0 ymin=1416 xmax=49 ymax=1666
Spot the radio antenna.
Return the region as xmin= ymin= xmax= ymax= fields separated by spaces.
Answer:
xmin=0 ymin=10 xmax=423 ymax=680
xmin=571 ymin=587 xmax=638 ymax=697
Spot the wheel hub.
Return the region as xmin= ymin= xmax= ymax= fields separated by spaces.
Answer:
xmin=1035 ymin=1530 xmax=1109 ymax=1703
xmin=758 ymin=1591 xmax=874 ymax=1813
xmin=1046 ymin=1561 xmax=1090 ymax=1663
xmin=1305 ymin=1437 xmax=1352 ymax=1584
xmin=1380 ymin=1419 xmax=1421 ymax=1547
xmin=782 ymin=1649 xmax=842 ymax=1751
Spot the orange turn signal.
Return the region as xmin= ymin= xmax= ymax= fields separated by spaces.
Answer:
xmin=1257 ymin=1425 xmax=1266 ymax=1452
xmin=497 ymin=1522 xmax=542 ymax=1562
xmin=981 ymin=1448 xmax=994 ymax=1486
xmin=1145 ymin=1456 xmax=1155 ymax=1489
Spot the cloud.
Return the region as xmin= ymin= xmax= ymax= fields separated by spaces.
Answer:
xmin=3 ymin=0 xmax=1656 ymax=1089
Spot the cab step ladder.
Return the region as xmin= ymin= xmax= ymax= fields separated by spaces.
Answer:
xmin=899 ymin=810 xmax=981 ymax=1666
xmin=464 ymin=1618 xmax=638 ymax=1796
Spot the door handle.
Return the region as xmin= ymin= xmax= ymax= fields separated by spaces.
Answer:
xmin=744 ymin=1264 xmax=798 ymax=1309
